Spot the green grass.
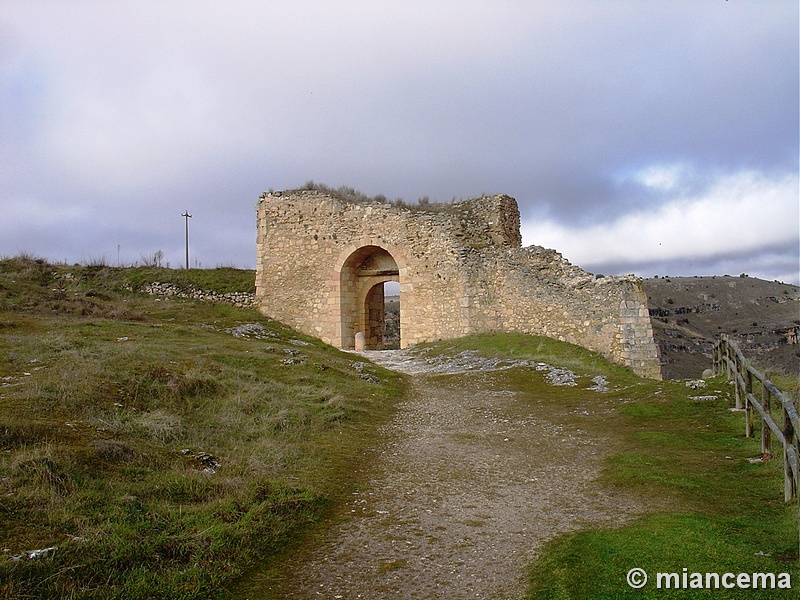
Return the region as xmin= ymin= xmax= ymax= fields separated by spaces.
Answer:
xmin=525 ymin=377 xmax=799 ymax=599
xmin=3 ymin=258 xmax=797 ymax=598
xmin=0 ymin=255 xmax=255 ymax=312
xmin=0 ymin=256 xmax=404 ymax=599
xmin=527 ymin=513 xmax=796 ymax=599
xmin=414 ymin=332 xmax=638 ymax=380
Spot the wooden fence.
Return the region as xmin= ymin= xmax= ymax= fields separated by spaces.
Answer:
xmin=712 ymin=334 xmax=799 ymax=503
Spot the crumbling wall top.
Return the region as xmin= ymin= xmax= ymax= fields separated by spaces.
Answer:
xmin=258 ymin=189 xmax=522 ymax=249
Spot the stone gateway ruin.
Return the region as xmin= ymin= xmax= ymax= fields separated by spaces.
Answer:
xmin=255 ymin=189 xmax=662 ymax=379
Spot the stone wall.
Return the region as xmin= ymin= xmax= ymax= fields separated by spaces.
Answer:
xmin=255 ymin=189 xmax=662 ymax=379
xmin=141 ymin=281 xmax=257 ymax=309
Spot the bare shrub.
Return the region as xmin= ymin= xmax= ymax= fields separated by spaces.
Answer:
xmin=139 ymin=250 xmax=165 ymax=268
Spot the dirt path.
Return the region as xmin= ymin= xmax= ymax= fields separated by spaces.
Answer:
xmin=253 ymin=350 xmax=646 ymax=599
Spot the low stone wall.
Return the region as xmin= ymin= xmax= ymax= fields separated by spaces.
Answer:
xmin=141 ymin=282 xmax=257 ymax=309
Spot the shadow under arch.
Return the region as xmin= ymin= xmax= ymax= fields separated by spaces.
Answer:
xmin=337 ymin=244 xmax=403 ymax=350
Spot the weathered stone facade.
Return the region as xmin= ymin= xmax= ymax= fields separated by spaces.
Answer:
xmin=255 ymin=189 xmax=662 ymax=379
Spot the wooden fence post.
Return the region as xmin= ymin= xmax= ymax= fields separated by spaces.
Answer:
xmin=783 ymin=391 xmax=797 ymax=503
xmin=744 ymin=363 xmax=753 ymax=438
xmin=727 ymin=341 xmax=741 ymax=410
xmin=724 ymin=336 xmax=732 ymax=381
xmin=762 ymin=374 xmax=772 ymax=460
xmin=782 ymin=392 xmax=797 ymax=502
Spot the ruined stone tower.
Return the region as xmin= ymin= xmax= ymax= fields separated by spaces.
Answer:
xmin=255 ymin=189 xmax=662 ymax=379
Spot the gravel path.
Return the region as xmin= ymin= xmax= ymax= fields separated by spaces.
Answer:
xmin=257 ymin=350 xmax=646 ymax=599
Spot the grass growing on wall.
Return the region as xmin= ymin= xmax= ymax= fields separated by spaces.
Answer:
xmin=0 ymin=256 xmax=404 ymax=599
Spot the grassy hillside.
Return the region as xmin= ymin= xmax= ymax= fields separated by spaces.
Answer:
xmin=3 ymin=257 xmax=797 ymax=598
xmin=0 ymin=256 xmax=405 ymax=598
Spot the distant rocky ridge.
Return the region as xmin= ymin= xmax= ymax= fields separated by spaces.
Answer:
xmin=642 ymin=275 xmax=799 ymax=379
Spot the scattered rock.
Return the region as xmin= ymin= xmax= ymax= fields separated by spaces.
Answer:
xmin=226 ymin=323 xmax=277 ymax=339
xmin=353 ymin=349 xmax=593 ymax=390
xmin=349 ymin=361 xmax=380 ymax=382
xmin=10 ymin=547 xmax=58 ymax=561
xmin=536 ymin=363 xmax=578 ymax=386
xmin=588 ymin=375 xmax=609 ymax=392
xmin=180 ymin=449 xmax=222 ymax=472
xmin=685 ymin=379 xmax=707 ymax=390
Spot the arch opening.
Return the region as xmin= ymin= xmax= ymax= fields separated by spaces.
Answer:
xmin=339 ymin=245 xmax=401 ymax=350
xmin=383 ymin=281 xmax=400 ymax=349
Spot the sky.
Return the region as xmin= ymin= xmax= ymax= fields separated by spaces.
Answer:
xmin=1 ymin=1 xmax=798 ymax=284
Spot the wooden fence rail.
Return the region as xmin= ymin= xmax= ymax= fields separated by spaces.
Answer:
xmin=712 ymin=334 xmax=799 ymax=503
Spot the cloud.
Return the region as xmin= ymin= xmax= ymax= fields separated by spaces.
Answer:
xmin=521 ymin=168 xmax=799 ymax=282
xmin=0 ymin=1 xmax=797 ymax=282
xmin=630 ymin=164 xmax=688 ymax=193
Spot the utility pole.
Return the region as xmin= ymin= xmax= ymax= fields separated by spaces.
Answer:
xmin=182 ymin=211 xmax=192 ymax=269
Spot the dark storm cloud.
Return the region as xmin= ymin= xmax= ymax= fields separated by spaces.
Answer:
xmin=1 ymin=1 xmax=797 ymax=282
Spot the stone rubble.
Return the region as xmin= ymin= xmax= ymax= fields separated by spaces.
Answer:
xmin=225 ymin=323 xmax=277 ymax=339
xmin=685 ymin=379 xmax=707 ymax=390
xmin=9 ymin=547 xmax=58 ymax=561
xmin=141 ymin=281 xmax=257 ymax=309
xmin=536 ymin=363 xmax=579 ymax=387
xmin=588 ymin=375 xmax=610 ymax=392
xmin=180 ymin=449 xmax=222 ymax=474
xmin=355 ymin=349 xmax=609 ymax=391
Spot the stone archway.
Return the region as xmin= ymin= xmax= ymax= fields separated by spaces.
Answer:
xmin=256 ymin=189 xmax=662 ymax=378
xmin=339 ymin=245 xmax=400 ymax=350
